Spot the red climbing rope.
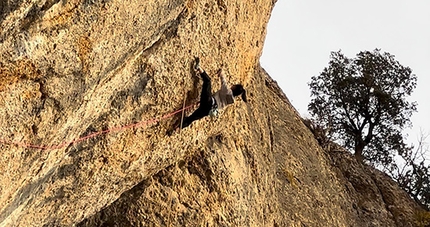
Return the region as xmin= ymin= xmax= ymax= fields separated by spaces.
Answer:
xmin=0 ymin=103 xmax=197 ymax=150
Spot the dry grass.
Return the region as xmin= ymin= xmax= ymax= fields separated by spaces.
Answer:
xmin=284 ymin=167 xmax=299 ymax=189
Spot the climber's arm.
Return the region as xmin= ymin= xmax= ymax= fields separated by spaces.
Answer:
xmin=218 ymin=69 xmax=231 ymax=94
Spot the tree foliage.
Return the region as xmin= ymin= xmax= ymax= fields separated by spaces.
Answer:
xmin=307 ymin=49 xmax=430 ymax=209
xmin=392 ymin=133 xmax=430 ymax=210
xmin=308 ymin=49 xmax=417 ymax=167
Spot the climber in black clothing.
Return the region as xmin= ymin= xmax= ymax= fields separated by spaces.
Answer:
xmin=181 ymin=58 xmax=247 ymax=128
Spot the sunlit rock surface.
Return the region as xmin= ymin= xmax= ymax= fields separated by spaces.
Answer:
xmin=0 ymin=0 xmax=422 ymax=226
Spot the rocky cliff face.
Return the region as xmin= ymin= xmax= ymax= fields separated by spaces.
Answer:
xmin=0 ymin=0 xmax=423 ymax=226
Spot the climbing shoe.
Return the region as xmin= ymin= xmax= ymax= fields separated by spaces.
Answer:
xmin=194 ymin=57 xmax=200 ymax=71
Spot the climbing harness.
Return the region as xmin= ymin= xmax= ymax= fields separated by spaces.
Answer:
xmin=209 ymin=97 xmax=219 ymax=118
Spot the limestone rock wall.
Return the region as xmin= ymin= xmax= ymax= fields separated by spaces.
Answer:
xmin=0 ymin=0 xmax=422 ymax=226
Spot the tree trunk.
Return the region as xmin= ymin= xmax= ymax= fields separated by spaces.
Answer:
xmin=354 ymin=140 xmax=365 ymax=163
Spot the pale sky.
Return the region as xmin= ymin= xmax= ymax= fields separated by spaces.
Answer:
xmin=261 ymin=0 xmax=430 ymax=148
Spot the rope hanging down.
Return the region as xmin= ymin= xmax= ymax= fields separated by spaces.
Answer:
xmin=0 ymin=104 xmax=196 ymax=150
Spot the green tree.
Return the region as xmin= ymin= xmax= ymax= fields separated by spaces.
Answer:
xmin=308 ymin=49 xmax=417 ymax=166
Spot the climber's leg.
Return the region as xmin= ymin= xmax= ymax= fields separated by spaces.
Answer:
xmin=182 ymin=106 xmax=210 ymax=128
xmin=181 ymin=57 xmax=213 ymax=128
xmin=193 ymin=57 xmax=212 ymax=107
xmin=199 ymin=71 xmax=212 ymax=107
xmin=182 ymin=71 xmax=213 ymax=128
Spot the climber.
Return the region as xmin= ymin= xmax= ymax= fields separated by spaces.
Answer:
xmin=181 ymin=57 xmax=247 ymax=128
